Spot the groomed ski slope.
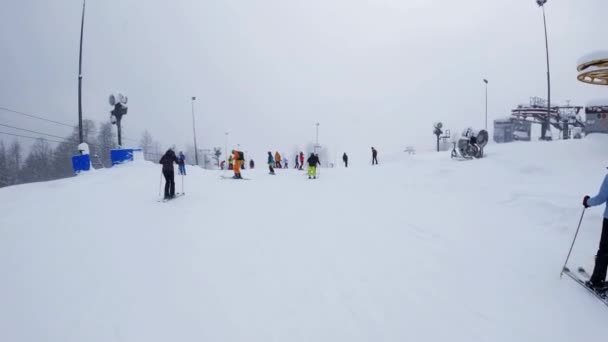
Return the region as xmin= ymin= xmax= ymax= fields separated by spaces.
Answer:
xmin=1 ymin=136 xmax=608 ymax=342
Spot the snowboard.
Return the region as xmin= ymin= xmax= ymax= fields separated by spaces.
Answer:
xmin=158 ymin=193 xmax=185 ymax=203
xmin=562 ymin=266 xmax=608 ymax=307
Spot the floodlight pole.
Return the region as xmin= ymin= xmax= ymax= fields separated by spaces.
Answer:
xmin=538 ymin=0 xmax=552 ymax=140
xmin=191 ymin=97 xmax=199 ymax=166
xmin=77 ymin=0 xmax=86 ymax=144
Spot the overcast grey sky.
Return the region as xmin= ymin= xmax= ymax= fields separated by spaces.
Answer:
xmin=1 ymin=0 xmax=607 ymax=160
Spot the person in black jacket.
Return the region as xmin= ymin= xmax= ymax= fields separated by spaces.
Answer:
xmin=371 ymin=147 xmax=378 ymax=165
xmin=307 ymin=153 xmax=320 ymax=179
xmin=159 ymin=149 xmax=179 ymax=199
xmin=343 ymin=153 xmax=348 ymax=168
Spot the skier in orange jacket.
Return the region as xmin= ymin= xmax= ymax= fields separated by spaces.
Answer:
xmin=232 ymin=150 xmax=242 ymax=179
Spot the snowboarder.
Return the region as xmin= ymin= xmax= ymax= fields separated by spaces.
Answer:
xmin=307 ymin=152 xmax=320 ymax=179
xmin=249 ymin=159 xmax=255 ymax=169
xmin=159 ymin=148 xmax=179 ymax=199
xmin=178 ymin=151 xmax=186 ymax=175
xmin=583 ymin=172 xmax=608 ymax=290
xmin=299 ymin=152 xmax=304 ymax=170
xmin=343 ymin=153 xmax=348 ymax=168
xmin=371 ymin=147 xmax=378 ymax=165
xmin=275 ymin=151 xmax=282 ymax=168
xmin=267 ymin=151 xmax=275 ymax=175
xmin=295 ymin=155 xmax=300 ymax=169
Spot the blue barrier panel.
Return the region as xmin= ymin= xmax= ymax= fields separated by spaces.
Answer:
xmin=111 ymin=149 xmax=134 ymax=166
xmin=72 ymin=154 xmax=91 ymax=174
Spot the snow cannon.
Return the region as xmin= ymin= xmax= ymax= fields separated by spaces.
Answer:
xmin=451 ymin=128 xmax=488 ymax=159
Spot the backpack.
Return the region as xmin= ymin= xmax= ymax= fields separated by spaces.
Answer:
xmin=238 ymin=151 xmax=244 ymax=161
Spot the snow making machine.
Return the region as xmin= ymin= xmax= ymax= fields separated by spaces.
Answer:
xmin=451 ymin=128 xmax=489 ymax=160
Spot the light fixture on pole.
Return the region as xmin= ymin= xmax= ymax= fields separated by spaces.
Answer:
xmin=109 ymin=93 xmax=128 ymax=147
xmin=536 ymin=0 xmax=552 ymax=140
xmin=77 ymin=0 xmax=86 ymax=144
xmin=191 ymin=97 xmax=199 ymax=166
xmin=483 ymin=79 xmax=488 ymax=131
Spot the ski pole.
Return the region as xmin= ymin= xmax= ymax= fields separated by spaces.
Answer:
xmin=158 ymin=171 xmax=163 ymax=197
xmin=560 ymin=208 xmax=586 ymax=278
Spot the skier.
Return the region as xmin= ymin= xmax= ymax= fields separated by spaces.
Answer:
xmin=178 ymin=151 xmax=186 ymax=175
xmin=275 ymin=151 xmax=282 ymax=168
xmin=307 ymin=152 xmax=320 ymax=179
xmin=583 ymin=173 xmax=608 ymax=290
xmin=299 ymin=152 xmax=304 ymax=170
xmin=343 ymin=153 xmax=348 ymax=168
xmin=371 ymin=147 xmax=378 ymax=165
xmin=284 ymin=157 xmax=289 ymax=169
xmin=159 ymin=148 xmax=179 ymax=199
xmin=232 ymin=150 xmax=242 ymax=179
xmin=267 ymin=151 xmax=275 ymax=175
xmin=220 ymin=160 xmax=226 ymax=170
xmin=228 ymin=155 xmax=234 ymax=170
xmin=249 ymin=159 xmax=255 ymax=169
xmin=295 ymin=155 xmax=300 ymax=169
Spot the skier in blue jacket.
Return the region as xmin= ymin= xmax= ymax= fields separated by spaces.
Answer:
xmin=267 ymin=152 xmax=275 ymax=175
xmin=178 ymin=151 xmax=186 ymax=175
xmin=583 ymin=173 xmax=608 ymax=290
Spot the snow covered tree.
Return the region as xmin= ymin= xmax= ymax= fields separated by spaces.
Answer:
xmin=6 ymin=140 xmax=22 ymax=185
xmin=96 ymin=122 xmax=116 ymax=167
xmin=140 ymin=130 xmax=154 ymax=161
xmin=213 ymin=147 xmax=222 ymax=167
xmin=0 ymin=141 xmax=9 ymax=188
xmin=21 ymin=138 xmax=54 ymax=183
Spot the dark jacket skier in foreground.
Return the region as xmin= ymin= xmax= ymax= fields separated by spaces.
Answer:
xmin=583 ymin=172 xmax=608 ymax=290
xmin=307 ymin=153 xmax=320 ymax=179
xmin=159 ymin=149 xmax=179 ymax=199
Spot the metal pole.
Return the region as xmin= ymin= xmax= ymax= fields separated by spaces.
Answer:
xmin=315 ymin=122 xmax=320 ymax=155
xmin=77 ymin=0 xmax=86 ymax=144
xmin=117 ymin=118 xmax=122 ymax=147
xmin=224 ymin=132 xmax=228 ymax=165
xmin=484 ymin=79 xmax=488 ymax=131
xmin=542 ymin=4 xmax=551 ymax=140
xmin=560 ymin=208 xmax=586 ymax=277
xmin=191 ymin=97 xmax=199 ymax=166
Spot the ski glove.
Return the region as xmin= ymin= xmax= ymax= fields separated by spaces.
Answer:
xmin=583 ymin=195 xmax=590 ymax=208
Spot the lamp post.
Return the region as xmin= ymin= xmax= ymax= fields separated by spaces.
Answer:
xmin=224 ymin=132 xmax=229 ymax=165
xmin=483 ymin=79 xmax=488 ymax=131
xmin=314 ymin=122 xmax=320 ymax=154
xmin=536 ymin=0 xmax=552 ymax=140
xmin=77 ymin=0 xmax=86 ymax=144
xmin=191 ymin=97 xmax=199 ymax=166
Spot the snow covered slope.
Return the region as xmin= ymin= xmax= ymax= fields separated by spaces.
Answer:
xmin=2 ymin=136 xmax=608 ymax=342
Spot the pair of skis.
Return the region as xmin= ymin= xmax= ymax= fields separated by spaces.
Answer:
xmin=220 ymin=175 xmax=250 ymax=180
xmin=562 ymin=266 xmax=608 ymax=307
xmin=158 ymin=192 xmax=185 ymax=203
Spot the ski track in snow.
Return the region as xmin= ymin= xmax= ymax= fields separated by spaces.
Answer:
xmin=1 ymin=136 xmax=608 ymax=341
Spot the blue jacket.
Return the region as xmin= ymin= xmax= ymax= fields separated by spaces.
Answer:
xmin=588 ymin=174 xmax=608 ymax=218
xmin=267 ymin=154 xmax=274 ymax=164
